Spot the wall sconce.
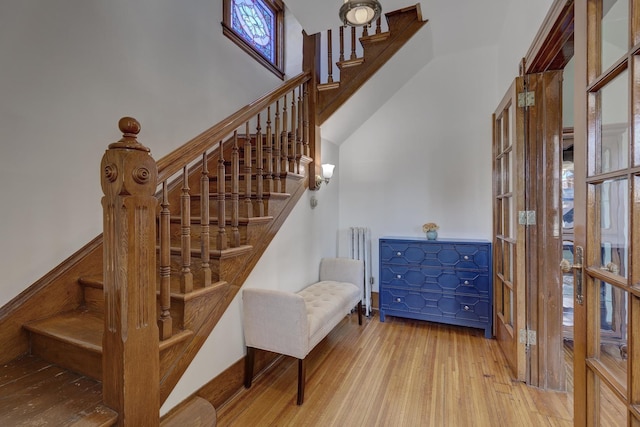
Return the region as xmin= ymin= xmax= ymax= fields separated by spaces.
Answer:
xmin=339 ymin=0 xmax=381 ymax=27
xmin=310 ymin=163 xmax=335 ymax=209
xmin=315 ymin=163 xmax=335 ymax=189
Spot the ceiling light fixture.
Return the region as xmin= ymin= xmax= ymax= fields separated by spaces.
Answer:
xmin=339 ymin=0 xmax=382 ymax=27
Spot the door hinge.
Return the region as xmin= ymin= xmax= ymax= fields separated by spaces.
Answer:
xmin=517 ymin=91 xmax=535 ymax=107
xmin=518 ymin=210 xmax=536 ymax=225
xmin=519 ymin=329 xmax=537 ymax=345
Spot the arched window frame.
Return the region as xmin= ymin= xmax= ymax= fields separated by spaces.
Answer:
xmin=222 ymin=0 xmax=285 ymax=79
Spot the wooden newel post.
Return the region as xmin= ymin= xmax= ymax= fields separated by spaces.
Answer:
xmin=101 ymin=117 xmax=160 ymax=426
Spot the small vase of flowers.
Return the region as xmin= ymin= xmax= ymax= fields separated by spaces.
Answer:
xmin=422 ymin=222 xmax=439 ymax=240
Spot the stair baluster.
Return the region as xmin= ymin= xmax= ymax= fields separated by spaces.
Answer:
xmin=231 ymin=131 xmax=240 ymax=247
xmin=350 ymin=27 xmax=357 ymax=60
xmin=273 ymin=100 xmax=282 ymax=192
xmin=159 ymin=182 xmax=172 ymax=340
xmin=296 ymin=86 xmax=303 ymax=173
xmin=327 ymin=29 xmax=334 ymax=84
xmin=303 ymin=83 xmax=310 ymax=157
xmin=200 ymin=153 xmax=212 ymax=286
xmin=339 ymin=27 xmax=345 ymax=63
xmin=180 ymin=166 xmax=193 ymax=293
xmin=375 ymin=16 xmax=382 ymax=34
xmin=281 ymin=95 xmax=289 ymax=173
xmin=265 ymin=107 xmax=274 ymax=194
xmin=289 ymin=90 xmax=297 ymax=174
xmin=217 ymin=141 xmax=228 ymax=250
xmin=243 ymin=122 xmax=253 ymax=218
xmin=255 ymin=115 xmax=264 ymax=217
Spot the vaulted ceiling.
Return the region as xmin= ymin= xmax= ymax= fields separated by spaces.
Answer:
xmin=284 ymin=0 xmax=512 ymax=144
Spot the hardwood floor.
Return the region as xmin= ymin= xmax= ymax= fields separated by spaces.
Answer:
xmin=217 ymin=314 xmax=573 ymax=426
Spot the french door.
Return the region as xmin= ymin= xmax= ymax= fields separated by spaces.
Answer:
xmin=575 ymin=0 xmax=640 ymax=423
xmin=493 ymin=71 xmax=564 ymax=386
xmin=493 ymin=78 xmax=527 ymax=381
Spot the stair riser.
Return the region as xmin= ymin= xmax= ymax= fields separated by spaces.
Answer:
xmin=30 ymin=335 xmax=102 ymax=379
xmin=167 ymin=221 xmax=250 ymax=249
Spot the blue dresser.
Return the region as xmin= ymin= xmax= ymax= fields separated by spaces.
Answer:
xmin=379 ymin=237 xmax=493 ymax=338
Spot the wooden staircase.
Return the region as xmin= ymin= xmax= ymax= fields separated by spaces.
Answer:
xmin=0 ymin=6 xmax=427 ymax=426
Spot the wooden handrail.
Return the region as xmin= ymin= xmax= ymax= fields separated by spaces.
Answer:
xmin=157 ymin=72 xmax=311 ymax=183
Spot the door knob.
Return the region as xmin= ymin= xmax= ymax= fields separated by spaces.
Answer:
xmin=559 ymin=246 xmax=584 ymax=305
xmin=600 ymin=262 xmax=619 ymax=274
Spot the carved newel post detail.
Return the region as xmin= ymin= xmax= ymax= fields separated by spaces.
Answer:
xmin=101 ymin=117 xmax=160 ymax=426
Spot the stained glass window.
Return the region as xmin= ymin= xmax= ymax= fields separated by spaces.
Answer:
xmin=223 ymin=0 xmax=284 ymax=79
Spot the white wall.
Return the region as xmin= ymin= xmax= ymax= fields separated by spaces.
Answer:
xmin=0 ymin=0 xmax=301 ymax=307
xmin=336 ymin=0 xmax=556 ymax=291
xmin=336 ymin=45 xmax=497 ymax=282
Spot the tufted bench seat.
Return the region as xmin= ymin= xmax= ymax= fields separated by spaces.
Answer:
xmin=242 ymin=257 xmax=363 ymax=405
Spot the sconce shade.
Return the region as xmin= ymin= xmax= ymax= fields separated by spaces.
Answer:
xmin=339 ymin=0 xmax=381 ymax=27
xmin=321 ymin=163 xmax=335 ymax=180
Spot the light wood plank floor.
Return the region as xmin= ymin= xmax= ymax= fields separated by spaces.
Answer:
xmin=217 ymin=314 xmax=573 ymax=426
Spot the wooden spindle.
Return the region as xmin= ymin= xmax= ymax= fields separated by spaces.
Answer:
xmin=350 ymin=27 xmax=357 ymax=60
xmin=255 ymin=114 xmax=264 ymax=217
xmin=244 ymin=121 xmax=253 ymax=217
xmin=339 ymin=27 xmax=345 ymax=62
xmin=362 ymin=23 xmax=369 ymax=37
xmin=180 ymin=166 xmax=193 ymax=293
xmin=303 ymin=83 xmax=310 ymax=157
xmin=217 ymin=141 xmax=227 ymax=250
xmin=327 ymin=29 xmax=334 ymax=84
xmin=274 ymin=100 xmax=282 ymax=192
xmin=281 ymin=95 xmax=289 ymax=173
xmin=265 ymin=106 xmax=274 ymax=193
xmin=289 ymin=89 xmax=297 ymax=173
xmin=231 ymin=131 xmax=240 ymax=247
xmin=158 ymin=181 xmax=172 ymax=340
xmin=375 ymin=17 xmax=382 ymax=34
xmin=296 ymin=86 xmax=303 ymax=172
xmin=200 ymin=153 xmax=212 ymax=287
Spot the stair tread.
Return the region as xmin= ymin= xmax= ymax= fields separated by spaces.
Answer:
xmin=24 ymin=310 xmax=104 ymax=352
xmin=0 ymin=355 xmax=117 ymax=426
xmin=25 ymin=309 xmax=195 ymax=353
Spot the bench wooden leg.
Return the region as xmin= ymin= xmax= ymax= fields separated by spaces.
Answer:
xmin=244 ymin=347 xmax=255 ymax=388
xmin=357 ymin=301 xmax=362 ymax=325
xmin=297 ymin=358 xmax=305 ymax=405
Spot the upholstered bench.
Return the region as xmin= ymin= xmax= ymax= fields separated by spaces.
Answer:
xmin=242 ymin=257 xmax=364 ymax=405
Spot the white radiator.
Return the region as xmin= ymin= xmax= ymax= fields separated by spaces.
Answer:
xmin=349 ymin=227 xmax=372 ymax=316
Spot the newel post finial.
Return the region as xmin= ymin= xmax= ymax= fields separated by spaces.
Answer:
xmin=101 ymin=117 xmax=160 ymax=426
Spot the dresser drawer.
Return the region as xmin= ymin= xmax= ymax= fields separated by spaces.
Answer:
xmin=380 ymin=265 xmax=490 ymax=295
xmin=380 ymin=288 xmax=490 ymax=324
xmin=380 ymin=240 xmax=489 ymax=270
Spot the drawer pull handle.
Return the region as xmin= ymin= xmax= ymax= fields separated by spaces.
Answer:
xmin=396 ymin=298 xmax=402 ymax=302
xmin=464 ymin=280 xmax=470 ymax=285
xmin=463 ymin=305 xmax=470 ymax=311
xmin=463 ymin=255 xmax=470 ymax=260
xmin=396 ymin=274 xmax=402 ymax=279
xmin=396 ymin=252 xmax=402 ymax=256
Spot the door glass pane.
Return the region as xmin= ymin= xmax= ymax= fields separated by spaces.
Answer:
xmin=596 ymin=376 xmax=627 ymax=425
xmin=596 ymin=179 xmax=628 ymax=278
xmin=596 ymin=282 xmax=628 ymax=388
xmin=599 ymin=70 xmax=629 ymax=174
xmin=601 ymin=0 xmax=629 ymax=71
